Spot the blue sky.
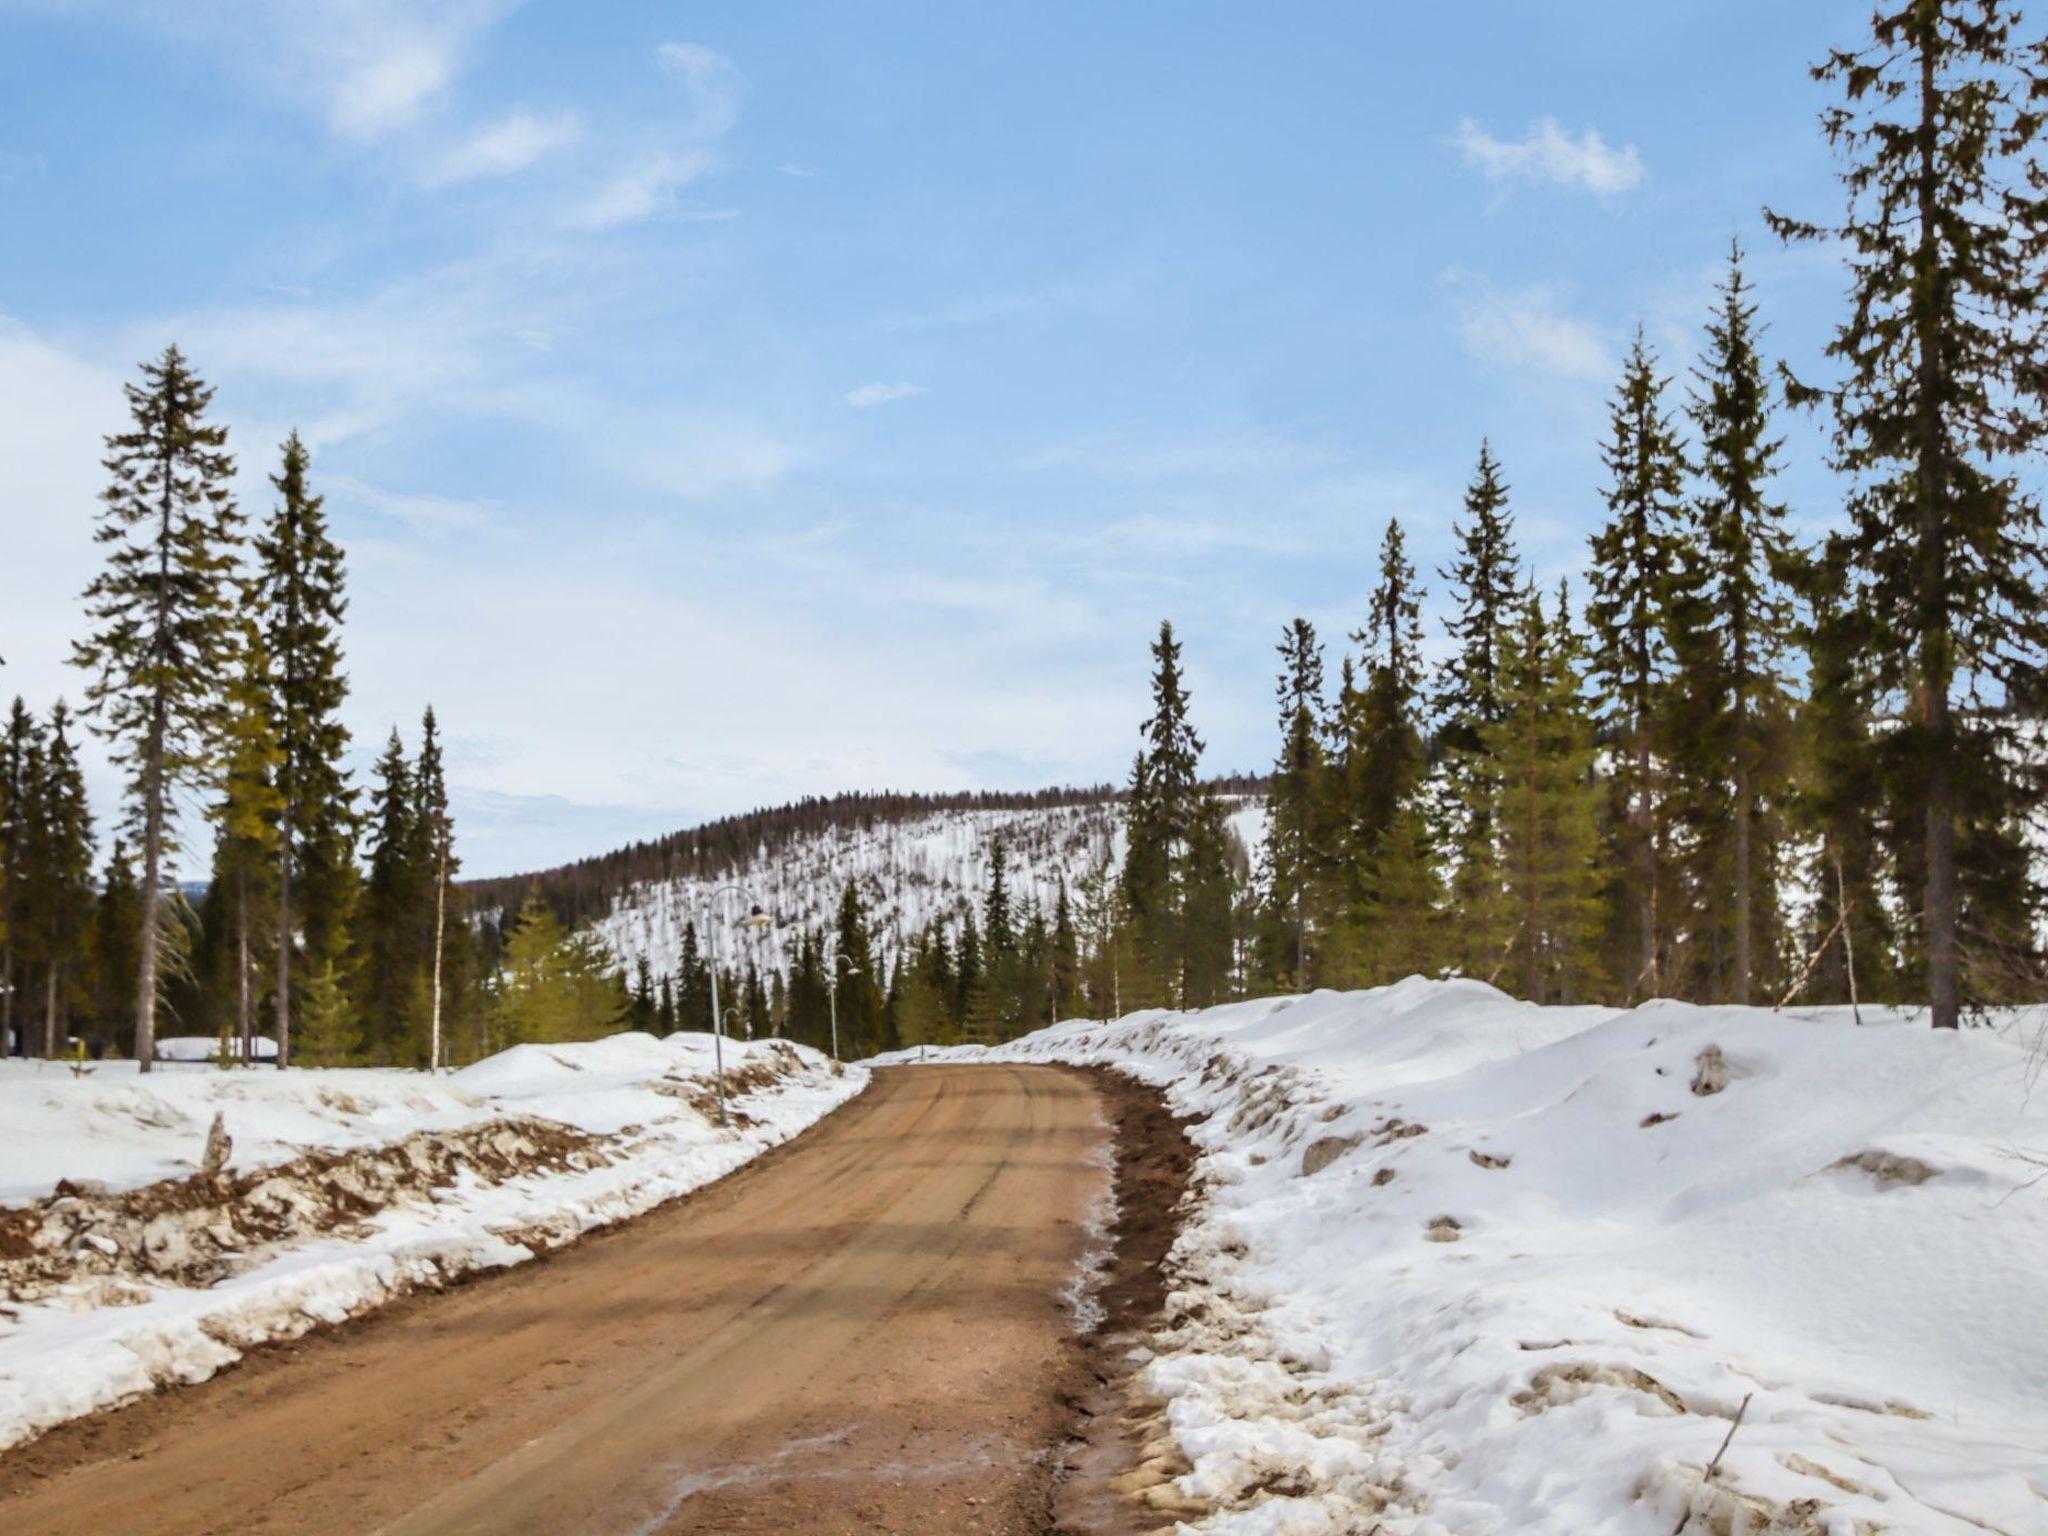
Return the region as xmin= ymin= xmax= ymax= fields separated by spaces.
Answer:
xmin=1 ymin=1 xmax=1867 ymax=876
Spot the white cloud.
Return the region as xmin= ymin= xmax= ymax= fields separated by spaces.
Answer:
xmin=105 ymin=0 xmax=518 ymax=141
xmin=654 ymin=42 xmax=743 ymax=141
xmin=1441 ymin=271 xmax=1613 ymax=382
xmin=842 ymin=381 xmax=927 ymax=409
xmin=778 ymin=162 xmax=821 ymax=179
xmin=1452 ymin=116 xmax=1645 ymax=197
xmin=564 ymin=42 xmax=743 ymax=231
xmin=421 ymin=110 xmax=580 ymax=187
xmin=566 ymin=148 xmax=714 ymax=230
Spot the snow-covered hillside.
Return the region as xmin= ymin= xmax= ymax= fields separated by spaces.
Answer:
xmin=0 ymin=1036 xmax=865 ymax=1453
xmin=593 ymin=797 xmax=1268 ymax=984
xmin=901 ymin=983 xmax=2048 ymax=1536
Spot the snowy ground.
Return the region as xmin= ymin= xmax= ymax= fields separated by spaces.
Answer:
xmin=0 ymin=1033 xmax=866 ymax=1455
xmin=900 ymin=982 xmax=2048 ymax=1536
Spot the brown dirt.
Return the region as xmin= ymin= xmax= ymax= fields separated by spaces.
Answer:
xmin=1047 ymin=1067 xmax=1200 ymax=1536
xmin=0 ymin=1063 xmax=1197 ymax=1536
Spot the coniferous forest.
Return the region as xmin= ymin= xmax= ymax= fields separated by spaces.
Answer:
xmin=3 ymin=2 xmax=2046 ymax=1064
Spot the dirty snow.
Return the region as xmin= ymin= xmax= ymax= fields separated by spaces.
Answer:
xmin=0 ymin=1033 xmax=865 ymax=1455
xmin=912 ymin=980 xmax=2048 ymax=1535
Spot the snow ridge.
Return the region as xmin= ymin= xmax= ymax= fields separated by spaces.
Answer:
xmin=908 ymin=982 xmax=2048 ymax=1535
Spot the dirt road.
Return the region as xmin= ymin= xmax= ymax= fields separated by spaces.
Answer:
xmin=0 ymin=1065 xmax=1112 ymax=1536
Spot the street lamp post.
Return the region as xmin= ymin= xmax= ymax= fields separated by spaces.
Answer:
xmin=702 ymin=883 xmax=769 ymax=1129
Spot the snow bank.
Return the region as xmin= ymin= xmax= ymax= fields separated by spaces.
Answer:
xmin=0 ymin=1034 xmax=865 ymax=1455
xmin=914 ymin=981 xmax=2048 ymax=1535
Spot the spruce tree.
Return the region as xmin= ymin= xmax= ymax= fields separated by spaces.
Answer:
xmin=27 ymin=707 xmax=96 ymax=1054
xmin=72 ymin=345 xmax=243 ymax=1070
xmin=1585 ymin=330 xmax=1687 ymax=1000
xmin=211 ymin=621 xmax=283 ymax=1061
xmin=254 ymin=431 xmax=353 ymax=1064
xmin=1769 ymin=0 xmax=2048 ymax=1026
xmin=1341 ymin=519 xmax=1432 ymax=981
xmin=1121 ymin=622 xmax=1204 ymax=1005
xmin=0 ymin=700 xmax=38 ymax=1056
xmin=1675 ymin=242 xmax=1796 ymax=1003
xmin=1437 ymin=446 xmax=1521 ymax=970
xmin=1482 ymin=586 xmax=1606 ymax=1003
xmin=1260 ymin=619 xmax=1326 ymax=988
xmin=1050 ymin=878 xmax=1081 ymax=1020
xmin=831 ymin=880 xmax=886 ymax=1055
xmin=414 ymin=705 xmax=459 ymax=1068
xmin=91 ymin=842 xmax=141 ymax=1050
xmin=357 ymin=729 xmax=421 ymax=1059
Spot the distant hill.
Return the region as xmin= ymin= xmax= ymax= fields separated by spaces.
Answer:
xmin=466 ymin=778 xmax=1268 ymax=983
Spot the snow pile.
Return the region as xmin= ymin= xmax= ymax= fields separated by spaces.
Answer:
xmin=0 ymin=1034 xmax=864 ymax=1455
xmin=926 ymin=981 xmax=2048 ymax=1535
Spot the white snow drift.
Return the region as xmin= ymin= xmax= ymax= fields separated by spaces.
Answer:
xmin=0 ymin=1033 xmax=865 ymax=1455
xmin=922 ymin=981 xmax=2048 ymax=1536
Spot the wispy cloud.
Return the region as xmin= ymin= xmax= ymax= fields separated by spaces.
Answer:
xmin=843 ymin=381 xmax=927 ymax=409
xmin=1452 ymin=116 xmax=1645 ymax=197
xmin=566 ymin=148 xmax=713 ymax=230
xmin=1440 ymin=270 xmax=1614 ymax=382
xmin=421 ymin=110 xmax=580 ymax=187
xmin=654 ymin=41 xmax=744 ymax=141
xmin=111 ymin=0 xmax=519 ymax=142
xmin=778 ymin=162 xmax=821 ymax=179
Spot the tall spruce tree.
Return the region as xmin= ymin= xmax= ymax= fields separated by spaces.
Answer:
xmin=414 ymin=706 xmax=459 ymax=1068
xmin=1341 ymin=519 xmax=1431 ymax=981
xmin=72 ymin=345 xmax=243 ymax=1071
xmin=1122 ymin=622 xmax=1205 ymax=1005
xmin=27 ymin=705 xmax=96 ymax=1055
xmin=1437 ymin=445 xmax=1522 ymax=971
xmin=1676 ymin=242 xmax=1796 ymax=1002
xmin=1260 ymin=619 xmax=1326 ymax=988
xmin=254 ymin=431 xmax=353 ymax=1065
xmin=0 ymin=700 xmax=37 ymax=1056
xmin=357 ymin=730 xmax=420 ymax=1060
xmin=1769 ymin=0 xmax=2048 ymax=1026
xmin=1585 ymin=330 xmax=1688 ymax=1000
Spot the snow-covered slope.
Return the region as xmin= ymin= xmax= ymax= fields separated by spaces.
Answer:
xmin=901 ymin=982 xmax=2048 ymax=1536
xmin=593 ymin=797 xmax=1267 ymax=984
xmin=0 ymin=1036 xmax=865 ymax=1453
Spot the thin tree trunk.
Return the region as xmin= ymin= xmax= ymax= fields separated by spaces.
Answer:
xmin=44 ymin=962 xmax=59 ymax=1058
xmin=236 ymin=867 xmax=252 ymax=1065
xmin=1915 ymin=34 xmax=1959 ymax=1031
xmin=136 ymin=760 xmax=164 ymax=1073
xmin=275 ymin=801 xmax=292 ymax=1069
xmin=1 ymin=939 xmax=14 ymax=1059
xmin=1733 ymin=760 xmax=1752 ymax=1005
xmin=429 ymin=835 xmax=448 ymax=1071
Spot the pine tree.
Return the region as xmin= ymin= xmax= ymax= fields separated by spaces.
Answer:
xmin=1050 ymin=878 xmax=1081 ymax=1020
xmin=1769 ymin=0 xmax=2048 ymax=1025
xmin=1259 ymin=619 xmax=1327 ymax=988
xmin=1340 ymin=519 xmax=1432 ymax=982
xmin=254 ymin=431 xmax=353 ymax=1065
xmin=1673 ymin=242 xmax=1796 ymax=1003
xmin=1122 ymin=622 xmax=1205 ymax=1005
xmin=26 ymin=706 xmax=97 ymax=1055
xmin=357 ymin=730 xmax=422 ymax=1060
xmin=91 ymin=842 xmax=141 ymax=1051
xmin=72 ymin=346 xmax=243 ymax=1070
xmin=211 ymin=621 xmax=283 ymax=1061
xmin=831 ymin=880 xmax=885 ymax=1056
xmin=0 ymin=700 xmax=39 ymax=1057
xmin=1481 ymin=587 xmax=1607 ymax=1003
xmin=1585 ymin=330 xmax=1688 ymax=1000
xmin=295 ymin=958 xmax=359 ymax=1066
xmin=1437 ymin=445 xmax=1522 ymax=968
xmin=414 ymin=705 xmax=459 ymax=1068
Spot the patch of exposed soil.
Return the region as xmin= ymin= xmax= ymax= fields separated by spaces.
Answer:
xmin=1048 ymin=1066 xmax=1200 ymax=1536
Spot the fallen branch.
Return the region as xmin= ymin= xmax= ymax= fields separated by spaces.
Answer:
xmin=1671 ymin=1393 xmax=1752 ymax=1535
